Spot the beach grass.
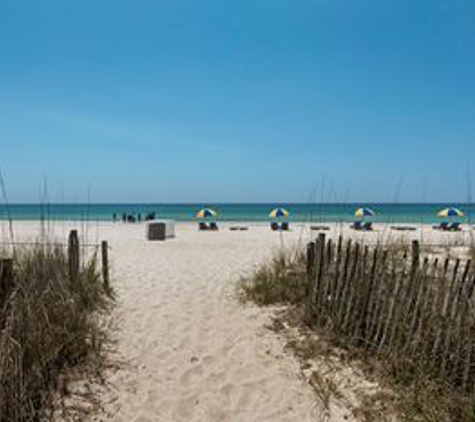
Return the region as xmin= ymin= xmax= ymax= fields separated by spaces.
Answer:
xmin=238 ymin=240 xmax=475 ymax=422
xmin=238 ymin=249 xmax=307 ymax=306
xmin=0 ymin=244 xmax=113 ymax=421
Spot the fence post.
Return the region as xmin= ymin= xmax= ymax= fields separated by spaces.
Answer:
xmin=101 ymin=241 xmax=110 ymax=291
xmin=312 ymin=233 xmax=326 ymax=321
xmin=68 ymin=230 xmax=80 ymax=282
xmin=411 ymin=240 xmax=420 ymax=272
xmin=0 ymin=258 xmax=14 ymax=307
xmin=306 ymin=241 xmax=317 ymax=319
xmin=306 ymin=234 xmax=325 ymax=319
xmin=306 ymin=241 xmax=315 ymax=293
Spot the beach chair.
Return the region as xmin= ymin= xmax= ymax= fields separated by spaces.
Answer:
xmin=199 ymin=222 xmax=209 ymax=231
xmin=390 ymin=226 xmax=417 ymax=232
xmin=230 ymin=225 xmax=249 ymax=231
xmin=434 ymin=222 xmax=450 ymax=231
xmin=351 ymin=221 xmax=363 ymax=230
xmin=363 ymin=221 xmax=373 ymax=231
xmin=311 ymin=225 xmax=330 ymax=231
xmin=209 ymin=222 xmax=219 ymax=231
xmin=281 ymin=222 xmax=290 ymax=231
xmin=271 ymin=222 xmax=279 ymax=231
xmin=449 ymin=222 xmax=461 ymax=232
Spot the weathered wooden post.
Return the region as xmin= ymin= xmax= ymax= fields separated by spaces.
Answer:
xmin=306 ymin=234 xmax=325 ymax=320
xmin=0 ymin=258 xmax=14 ymax=307
xmin=101 ymin=241 xmax=110 ymax=291
xmin=411 ymin=240 xmax=420 ymax=272
xmin=312 ymin=233 xmax=326 ymax=323
xmin=68 ymin=230 xmax=80 ymax=282
xmin=306 ymin=241 xmax=315 ymax=294
xmin=306 ymin=241 xmax=317 ymax=319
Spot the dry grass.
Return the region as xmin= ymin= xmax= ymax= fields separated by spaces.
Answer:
xmin=238 ymin=249 xmax=307 ymax=306
xmin=239 ymin=240 xmax=475 ymax=422
xmin=0 ymin=245 xmax=113 ymax=421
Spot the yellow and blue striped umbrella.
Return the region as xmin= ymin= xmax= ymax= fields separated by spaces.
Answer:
xmin=438 ymin=207 xmax=464 ymax=218
xmin=355 ymin=207 xmax=376 ymax=218
xmin=269 ymin=208 xmax=290 ymax=218
xmin=196 ymin=208 xmax=218 ymax=219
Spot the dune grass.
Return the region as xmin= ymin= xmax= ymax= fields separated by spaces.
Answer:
xmin=0 ymin=245 xmax=113 ymax=421
xmin=238 ymin=241 xmax=475 ymax=422
xmin=238 ymin=249 xmax=307 ymax=306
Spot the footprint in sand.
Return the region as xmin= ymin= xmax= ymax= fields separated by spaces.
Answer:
xmin=180 ymin=364 xmax=204 ymax=387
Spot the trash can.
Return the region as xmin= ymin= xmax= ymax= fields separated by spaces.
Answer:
xmin=146 ymin=220 xmax=175 ymax=241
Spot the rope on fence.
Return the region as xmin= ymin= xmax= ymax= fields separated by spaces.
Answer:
xmin=0 ymin=231 xmax=110 ymax=292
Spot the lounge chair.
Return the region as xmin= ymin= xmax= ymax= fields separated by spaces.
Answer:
xmin=390 ymin=226 xmax=417 ymax=232
xmin=271 ymin=222 xmax=279 ymax=231
xmin=209 ymin=222 xmax=219 ymax=231
xmin=199 ymin=222 xmax=209 ymax=231
xmin=363 ymin=221 xmax=373 ymax=231
xmin=434 ymin=222 xmax=450 ymax=231
xmin=449 ymin=222 xmax=461 ymax=232
xmin=281 ymin=222 xmax=290 ymax=231
xmin=351 ymin=221 xmax=364 ymax=230
xmin=230 ymin=226 xmax=249 ymax=231
xmin=311 ymin=225 xmax=330 ymax=231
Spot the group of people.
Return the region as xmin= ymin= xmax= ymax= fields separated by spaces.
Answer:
xmin=112 ymin=212 xmax=156 ymax=223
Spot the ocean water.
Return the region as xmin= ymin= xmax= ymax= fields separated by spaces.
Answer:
xmin=0 ymin=203 xmax=474 ymax=224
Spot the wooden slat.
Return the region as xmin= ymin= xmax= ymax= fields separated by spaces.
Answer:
xmin=341 ymin=242 xmax=361 ymax=336
xmin=313 ymin=234 xmax=326 ymax=324
xmin=327 ymin=236 xmax=343 ymax=327
xmin=334 ymin=239 xmax=353 ymax=333
xmin=350 ymin=246 xmax=369 ymax=343
xmin=407 ymin=258 xmax=435 ymax=357
xmin=366 ymin=249 xmax=389 ymax=348
xmin=68 ymin=230 xmax=80 ymax=283
xmin=101 ymin=241 xmax=110 ymax=291
xmin=439 ymin=259 xmax=462 ymax=376
xmin=305 ymin=241 xmax=316 ymax=320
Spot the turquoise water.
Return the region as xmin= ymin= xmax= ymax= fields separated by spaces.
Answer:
xmin=0 ymin=203 xmax=474 ymax=223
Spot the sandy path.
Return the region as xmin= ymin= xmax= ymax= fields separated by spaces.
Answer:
xmin=96 ymin=223 xmax=320 ymax=422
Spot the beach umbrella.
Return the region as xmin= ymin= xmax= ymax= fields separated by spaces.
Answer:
xmin=269 ymin=208 xmax=290 ymax=219
xmin=438 ymin=207 xmax=464 ymax=218
xmin=355 ymin=207 xmax=376 ymax=218
xmin=196 ymin=208 xmax=218 ymax=219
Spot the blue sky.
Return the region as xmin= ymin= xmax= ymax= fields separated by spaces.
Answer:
xmin=1 ymin=0 xmax=474 ymax=203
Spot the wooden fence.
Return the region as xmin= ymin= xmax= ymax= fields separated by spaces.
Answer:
xmin=307 ymin=234 xmax=475 ymax=393
xmin=0 ymin=230 xmax=110 ymax=291
xmin=67 ymin=229 xmax=110 ymax=290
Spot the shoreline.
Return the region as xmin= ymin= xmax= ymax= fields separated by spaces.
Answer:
xmin=2 ymin=221 xmax=473 ymax=250
xmin=1 ymin=203 xmax=474 ymax=226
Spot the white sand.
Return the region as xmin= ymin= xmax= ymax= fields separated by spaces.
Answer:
xmin=4 ymin=221 xmax=473 ymax=421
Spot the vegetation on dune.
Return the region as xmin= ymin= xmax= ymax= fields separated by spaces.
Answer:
xmin=0 ymin=245 xmax=113 ymax=421
xmin=238 ymin=249 xmax=307 ymax=306
xmin=238 ymin=238 xmax=475 ymax=422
